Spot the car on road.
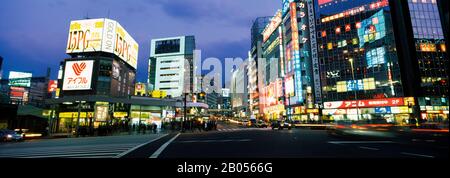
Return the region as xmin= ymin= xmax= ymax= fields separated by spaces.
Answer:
xmin=293 ymin=120 xmax=301 ymax=128
xmin=0 ymin=129 xmax=24 ymax=142
xmin=255 ymin=120 xmax=268 ymax=128
xmin=271 ymin=121 xmax=292 ymax=130
xmin=327 ymin=119 xmax=396 ymax=138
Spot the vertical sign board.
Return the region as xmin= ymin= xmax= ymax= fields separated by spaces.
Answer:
xmin=290 ymin=2 xmax=304 ymax=103
xmin=307 ymin=0 xmax=322 ymax=105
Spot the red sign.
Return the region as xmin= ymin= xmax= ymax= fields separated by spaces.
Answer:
xmin=48 ymin=80 xmax=58 ymax=92
xmin=324 ymin=98 xmax=405 ymax=109
xmin=318 ymin=0 xmax=332 ymax=5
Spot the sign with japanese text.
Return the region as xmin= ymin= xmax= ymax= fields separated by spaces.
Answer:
xmin=62 ymin=60 xmax=94 ymax=91
xmin=324 ymin=98 xmax=405 ymax=109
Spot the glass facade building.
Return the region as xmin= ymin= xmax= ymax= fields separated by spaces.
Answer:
xmin=249 ymin=16 xmax=272 ymax=118
xmin=316 ymin=1 xmax=403 ymax=102
xmin=407 ymin=0 xmax=448 ymax=97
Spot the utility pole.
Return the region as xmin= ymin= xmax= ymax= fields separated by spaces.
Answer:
xmin=76 ymin=101 xmax=81 ymax=137
xmin=349 ymin=58 xmax=360 ymax=121
xmin=183 ymin=93 xmax=187 ymax=132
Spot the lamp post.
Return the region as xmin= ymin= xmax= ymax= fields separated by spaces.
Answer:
xmin=349 ymin=58 xmax=360 ymax=121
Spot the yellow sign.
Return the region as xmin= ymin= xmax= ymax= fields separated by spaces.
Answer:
xmin=59 ymin=112 xmax=94 ymax=118
xmin=135 ymin=83 xmax=146 ymax=96
xmin=113 ymin=112 xmax=128 ymax=118
xmin=55 ymin=88 xmax=60 ymax=97
xmin=403 ymin=97 xmax=415 ymax=106
xmin=151 ymin=90 xmax=167 ymax=98
xmin=130 ymin=111 xmax=150 ymax=119
xmin=306 ymin=109 xmax=319 ymax=113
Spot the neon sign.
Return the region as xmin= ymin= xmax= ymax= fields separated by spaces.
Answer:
xmin=290 ymin=2 xmax=304 ymax=103
xmin=262 ymin=10 xmax=282 ymax=43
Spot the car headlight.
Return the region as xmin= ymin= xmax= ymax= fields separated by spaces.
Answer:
xmin=7 ymin=134 xmax=12 ymax=138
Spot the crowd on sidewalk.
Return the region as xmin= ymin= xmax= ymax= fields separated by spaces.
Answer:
xmin=73 ymin=119 xmax=218 ymax=137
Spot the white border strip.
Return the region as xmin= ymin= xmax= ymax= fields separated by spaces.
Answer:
xmin=149 ymin=133 xmax=180 ymax=158
xmin=114 ymin=134 xmax=168 ymax=158
xmin=401 ymin=152 xmax=434 ymax=158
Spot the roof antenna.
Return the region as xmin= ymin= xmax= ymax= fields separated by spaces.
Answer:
xmin=84 ymin=11 xmax=90 ymax=19
xmin=107 ymin=9 xmax=110 ymax=18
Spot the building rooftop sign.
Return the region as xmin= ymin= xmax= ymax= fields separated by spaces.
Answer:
xmin=66 ymin=18 xmax=139 ymax=69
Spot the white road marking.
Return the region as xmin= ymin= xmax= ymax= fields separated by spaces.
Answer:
xmin=149 ymin=133 xmax=180 ymax=158
xmin=328 ymin=141 xmax=394 ymax=144
xmin=401 ymin=152 xmax=434 ymax=158
xmin=177 ymin=139 xmax=252 ymax=143
xmin=359 ymin=146 xmax=380 ymax=151
xmin=114 ymin=134 xmax=168 ymax=158
xmin=22 ymin=152 xmax=119 ymax=158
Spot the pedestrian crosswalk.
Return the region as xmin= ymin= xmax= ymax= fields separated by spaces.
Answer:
xmin=0 ymin=143 xmax=138 ymax=158
xmin=216 ymin=127 xmax=271 ymax=132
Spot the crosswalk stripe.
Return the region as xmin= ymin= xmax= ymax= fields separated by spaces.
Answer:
xmin=20 ymin=152 xmax=119 ymax=158
xmin=0 ymin=146 xmax=136 ymax=154
xmin=0 ymin=144 xmax=138 ymax=158
xmin=0 ymin=149 xmax=130 ymax=157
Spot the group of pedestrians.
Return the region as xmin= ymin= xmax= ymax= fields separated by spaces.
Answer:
xmin=167 ymin=119 xmax=217 ymax=132
xmin=131 ymin=123 xmax=158 ymax=134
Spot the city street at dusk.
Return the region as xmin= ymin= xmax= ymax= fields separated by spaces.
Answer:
xmin=0 ymin=0 xmax=449 ymax=176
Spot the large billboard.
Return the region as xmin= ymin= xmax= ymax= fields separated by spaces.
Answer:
xmin=8 ymin=71 xmax=32 ymax=87
xmin=62 ymin=60 xmax=94 ymax=91
xmin=66 ymin=18 xmax=139 ymax=69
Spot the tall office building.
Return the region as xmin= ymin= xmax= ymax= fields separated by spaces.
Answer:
xmin=314 ymin=0 xmax=448 ymax=122
xmin=280 ymin=0 xmax=321 ymax=122
xmin=249 ymin=16 xmax=272 ymax=118
xmin=231 ymin=62 xmax=249 ymax=119
xmin=149 ymin=36 xmax=196 ymax=98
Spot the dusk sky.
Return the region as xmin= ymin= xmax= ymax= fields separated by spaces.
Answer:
xmin=0 ymin=0 xmax=279 ymax=84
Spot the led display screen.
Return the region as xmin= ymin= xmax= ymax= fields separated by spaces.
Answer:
xmin=357 ymin=10 xmax=386 ymax=47
xmin=366 ymin=46 xmax=386 ymax=67
xmin=155 ymin=39 xmax=181 ymax=54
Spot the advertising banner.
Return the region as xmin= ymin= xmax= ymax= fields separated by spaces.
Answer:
xmin=324 ymin=98 xmax=405 ymax=109
xmin=62 ymin=60 xmax=94 ymax=91
xmin=8 ymin=71 xmax=32 ymax=87
xmin=48 ymin=80 xmax=58 ymax=92
xmin=66 ymin=18 xmax=139 ymax=69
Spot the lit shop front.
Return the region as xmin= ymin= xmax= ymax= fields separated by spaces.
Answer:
xmin=418 ymin=97 xmax=449 ymax=123
xmin=55 ymin=101 xmax=131 ymax=133
xmin=322 ymin=97 xmax=415 ymax=124
xmin=288 ymin=106 xmax=320 ymax=122
xmin=262 ymin=80 xmax=285 ymax=121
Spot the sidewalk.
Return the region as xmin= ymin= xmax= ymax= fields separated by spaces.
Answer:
xmin=35 ymin=129 xmax=176 ymax=140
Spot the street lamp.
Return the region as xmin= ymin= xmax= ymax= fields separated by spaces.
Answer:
xmin=349 ymin=58 xmax=360 ymax=121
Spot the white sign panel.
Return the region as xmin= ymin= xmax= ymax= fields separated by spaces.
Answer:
xmin=62 ymin=60 xmax=94 ymax=91
xmin=66 ymin=18 xmax=139 ymax=69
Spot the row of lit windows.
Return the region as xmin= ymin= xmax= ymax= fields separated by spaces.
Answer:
xmin=160 ymin=73 xmax=179 ymax=77
xmin=160 ymin=67 xmax=180 ymax=70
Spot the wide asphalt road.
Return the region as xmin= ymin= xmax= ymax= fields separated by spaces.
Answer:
xmin=155 ymin=123 xmax=448 ymax=158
